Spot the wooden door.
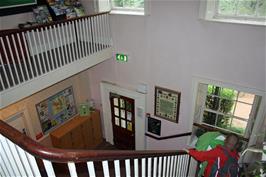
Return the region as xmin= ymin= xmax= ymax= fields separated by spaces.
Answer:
xmin=110 ymin=93 xmax=135 ymax=150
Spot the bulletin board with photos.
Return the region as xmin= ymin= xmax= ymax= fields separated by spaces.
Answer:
xmin=36 ymin=86 xmax=77 ymax=134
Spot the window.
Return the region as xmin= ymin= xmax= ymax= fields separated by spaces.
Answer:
xmin=200 ymin=0 xmax=266 ymax=26
xmin=111 ymin=0 xmax=145 ymax=15
xmin=193 ymin=81 xmax=263 ymax=138
xmin=202 ymin=85 xmax=257 ymax=135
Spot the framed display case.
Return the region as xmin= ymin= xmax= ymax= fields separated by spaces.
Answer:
xmin=154 ymin=86 xmax=181 ymax=123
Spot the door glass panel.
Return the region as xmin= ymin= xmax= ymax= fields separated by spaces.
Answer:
xmin=121 ymin=119 xmax=126 ymax=128
xmin=114 ymin=98 xmax=119 ymax=106
xmin=126 ymin=101 xmax=132 ymax=111
xmin=127 ymin=111 xmax=132 ymax=121
xmin=114 ymin=107 xmax=119 ymax=116
xmin=115 ymin=117 xmax=120 ymax=126
xmin=120 ymin=99 xmax=125 ymax=108
xmin=127 ymin=122 xmax=132 ymax=131
xmin=121 ymin=109 xmax=125 ymax=119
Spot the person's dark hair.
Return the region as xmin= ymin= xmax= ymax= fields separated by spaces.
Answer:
xmin=225 ymin=133 xmax=241 ymax=151
xmin=226 ymin=133 xmax=240 ymax=144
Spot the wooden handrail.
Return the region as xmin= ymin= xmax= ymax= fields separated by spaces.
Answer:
xmin=0 ymin=11 xmax=110 ymax=37
xmin=0 ymin=120 xmax=187 ymax=163
xmin=145 ymin=132 xmax=192 ymax=140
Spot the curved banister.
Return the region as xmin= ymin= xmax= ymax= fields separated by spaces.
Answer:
xmin=0 ymin=11 xmax=110 ymax=37
xmin=0 ymin=120 xmax=187 ymax=163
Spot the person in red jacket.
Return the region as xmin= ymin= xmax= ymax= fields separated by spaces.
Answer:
xmin=186 ymin=133 xmax=240 ymax=177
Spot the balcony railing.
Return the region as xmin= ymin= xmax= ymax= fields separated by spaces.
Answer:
xmin=0 ymin=12 xmax=113 ymax=108
xmin=0 ymin=120 xmax=196 ymax=177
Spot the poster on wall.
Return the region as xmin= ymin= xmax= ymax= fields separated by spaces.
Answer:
xmin=36 ymin=86 xmax=77 ymax=134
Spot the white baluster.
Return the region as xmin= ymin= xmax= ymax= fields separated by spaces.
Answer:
xmin=11 ymin=34 xmax=25 ymax=83
xmin=104 ymin=14 xmax=108 ymax=47
xmin=125 ymin=159 xmax=131 ymax=177
xmin=22 ymin=32 xmax=34 ymax=78
xmin=55 ymin=24 xmax=63 ymax=67
xmin=58 ymin=24 xmax=66 ymax=66
xmin=141 ymin=158 xmax=146 ymax=177
xmin=176 ymin=155 xmax=181 ymax=176
xmin=0 ymin=137 xmax=15 ymax=176
xmin=97 ymin=15 xmax=102 ymax=51
xmin=153 ymin=157 xmax=158 ymax=177
xmin=1 ymin=37 xmax=15 ymax=85
xmin=43 ymin=159 xmax=56 ymax=177
xmin=84 ymin=18 xmax=90 ymax=55
xmin=26 ymin=31 xmax=39 ymax=76
xmin=75 ymin=20 xmax=82 ymax=59
xmin=25 ymin=152 xmax=41 ymax=177
xmin=32 ymin=30 xmax=43 ymax=75
xmin=162 ymin=156 xmax=167 ymax=177
xmin=17 ymin=33 xmax=30 ymax=80
xmin=53 ymin=24 xmax=62 ymax=67
xmin=16 ymin=145 xmax=35 ymax=177
xmin=81 ymin=19 xmax=86 ymax=57
xmin=64 ymin=22 xmax=72 ymax=63
xmin=181 ymin=155 xmax=185 ymax=176
xmin=7 ymin=138 xmax=27 ymax=177
xmin=157 ymin=157 xmax=162 ymax=177
xmin=48 ymin=26 xmax=57 ymax=69
xmin=170 ymin=156 xmax=174 ymax=177
xmin=69 ymin=21 xmax=76 ymax=61
xmin=134 ymin=159 xmax=139 ymax=177
xmin=102 ymin=160 xmax=110 ymax=177
xmin=62 ymin=23 xmax=69 ymax=64
xmin=114 ymin=160 xmax=121 ymax=177
xmin=36 ymin=29 xmax=46 ymax=74
xmin=166 ymin=156 xmax=170 ymax=177
xmin=172 ymin=155 xmax=177 ymax=177
xmin=93 ymin=17 xmax=98 ymax=52
xmin=0 ymin=54 xmax=10 ymax=89
xmin=68 ymin=162 xmax=78 ymax=177
xmin=87 ymin=161 xmax=96 ymax=177
xmin=41 ymin=27 xmax=51 ymax=72
xmin=89 ymin=17 xmax=94 ymax=53
xmin=107 ymin=15 xmax=112 ymax=46
xmin=0 ymin=152 xmax=10 ymax=177
xmin=6 ymin=35 xmax=21 ymax=83
xmin=147 ymin=157 xmax=152 ymax=177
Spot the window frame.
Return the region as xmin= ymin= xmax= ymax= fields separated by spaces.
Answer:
xmin=199 ymin=0 xmax=266 ymax=26
xmin=191 ymin=77 xmax=265 ymax=142
xmin=108 ymin=0 xmax=150 ymax=16
xmin=201 ymin=87 xmax=257 ymax=137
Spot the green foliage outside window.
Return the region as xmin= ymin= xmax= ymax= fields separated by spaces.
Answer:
xmin=203 ymin=85 xmax=246 ymax=134
xmin=218 ymin=0 xmax=266 ymax=17
xmin=112 ymin=0 xmax=144 ymax=8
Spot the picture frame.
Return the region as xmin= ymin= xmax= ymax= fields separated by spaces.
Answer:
xmin=154 ymin=86 xmax=181 ymax=123
xmin=0 ymin=0 xmax=38 ymax=16
xmin=147 ymin=116 xmax=161 ymax=136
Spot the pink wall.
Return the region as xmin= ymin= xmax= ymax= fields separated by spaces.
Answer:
xmin=88 ymin=1 xmax=266 ymax=150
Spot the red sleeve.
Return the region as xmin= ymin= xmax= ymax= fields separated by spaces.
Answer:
xmin=188 ymin=148 xmax=219 ymax=162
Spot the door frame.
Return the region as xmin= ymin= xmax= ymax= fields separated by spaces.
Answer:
xmin=100 ymin=81 xmax=146 ymax=150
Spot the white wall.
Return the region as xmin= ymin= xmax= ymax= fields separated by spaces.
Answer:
xmin=88 ymin=1 xmax=266 ymax=150
xmin=0 ymin=12 xmax=33 ymax=30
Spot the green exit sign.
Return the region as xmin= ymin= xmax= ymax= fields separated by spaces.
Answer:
xmin=116 ymin=53 xmax=128 ymax=62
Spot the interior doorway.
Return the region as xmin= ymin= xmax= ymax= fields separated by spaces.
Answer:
xmin=100 ymin=81 xmax=146 ymax=150
xmin=110 ymin=92 xmax=135 ymax=150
